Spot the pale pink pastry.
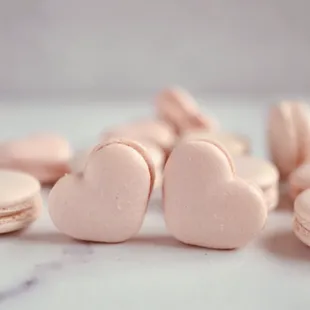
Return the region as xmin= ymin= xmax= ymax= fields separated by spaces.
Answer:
xmin=70 ymin=142 xmax=164 ymax=188
xmin=233 ymin=156 xmax=279 ymax=210
xmin=288 ymin=163 xmax=310 ymax=200
xmin=293 ymin=189 xmax=310 ymax=247
xmin=0 ymin=169 xmax=42 ymax=234
xmin=181 ymin=131 xmax=250 ymax=156
xmin=0 ymin=133 xmax=72 ymax=184
xmin=101 ymin=119 xmax=176 ymax=154
xmin=142 ymin=142 xmax=165 ymax=188
xmin=163 ymin=139 xmax=267 ymax=249
xmin=156 ymin=87 xmax=219 ymax=135
xmin=268 ymin=101 xmax=310 ymax=179
xmin=48 ymin=140 xmax=155 ymax=243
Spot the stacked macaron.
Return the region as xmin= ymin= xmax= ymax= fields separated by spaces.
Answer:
xmin=267 ymin=100 xmax=310 ymax=247
xmin=0 ymin=170 xmax=42 ymax=234
xmin=0 ymin=133 xmax=73 ymax=234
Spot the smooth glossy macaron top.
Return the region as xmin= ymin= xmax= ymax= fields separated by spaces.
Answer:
xmin=155 ymin=87 xmax=219 ymax=134
xmin=268 ymin=101 xmax=310 ymax=178
xmin=233 ymin=156 xmax=279 ymax=189
xmin=48 ymin=140 xmax=155 ymax=243
xmin=0 ymin=169 xmax=41 ymax=208
xmin=181 ymin=131 xmax=250 ymax=156
xmin=101 ymin=119 xmax=176 ymax=152
xmin=163 ymin=139 xmax=267 ymax=249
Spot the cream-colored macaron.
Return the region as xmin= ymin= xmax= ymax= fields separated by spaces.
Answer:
xmin=293 ymin=189 xmax=310 ymax=247
xmin=233 ymin=156 xmax=279 ymax=210
xmin=0 ymin=169 xmax=42 ymax=234
xmin=181 ymin=131 xmax=250 ymax=156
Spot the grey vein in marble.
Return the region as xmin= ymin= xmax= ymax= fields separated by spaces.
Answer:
xmin=0 ymin=243 xmax=93 ymax=305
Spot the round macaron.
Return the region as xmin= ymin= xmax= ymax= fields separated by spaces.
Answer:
xmin=268 ymin=101 xmax=310 ymax=179
xmin=49 ymin=140 xmax=155 ymax=243
xmin=0 ymin=169 xmax=42 ymax=234
xmin=155 ymin=87 xmax=219 ymax=135
xmin=288 ymin=163 xmax=310 ymax=200
xmin=0 ymin=133 xmax=72 ymax=184
xmin=233 ymin=156 xmax=279 ymax=210
xmin=293 ymin=189 xmax=310 ymax=247
xmin=181 ymin=131 xmax=250 ymax=156
xmin=101 ymin=119 xmax=176 ymax=155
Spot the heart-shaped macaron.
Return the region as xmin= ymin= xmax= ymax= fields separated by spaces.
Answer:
xmin=48 ymin=140 xmax=155 ymax=243
xmin=163 ymin=139 xmax=267 ymax=249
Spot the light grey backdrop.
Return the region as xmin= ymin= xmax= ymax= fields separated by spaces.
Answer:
xmin=0 ymin=0 xmax=309 ymax=100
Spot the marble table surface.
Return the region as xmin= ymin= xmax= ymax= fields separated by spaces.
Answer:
xmin=0 ymin=101 xmax=310 ymax=310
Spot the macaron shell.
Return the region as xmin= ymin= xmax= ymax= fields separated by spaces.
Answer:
xmin=0 ymin=133 xmax=72 ymax=162
xmin=0 ymin=133 xmax=72 ymax=183
xmin=48 ymin=140 xmax=154 ymax=243
xmin=294 ymin=189 xmax=310 ymax=228
xmin=288 ymin=163 xmax=310 ymax=200
xmin=291 ymin=102 xmax=310 ymax=164
xmin=163 ymin=139 xmax=267 ymax=249
xmin=181 ymin=131 xmax=249 ymax=156
xmin=0 ymin=170 xmax=41 ymax=208
xmin=293 ymin=216 xmax=310 ymax=247
xmin=156 ymin=87 xmax=218 ymax=134
xmin=101 ymin=119 xmax=176 ymax=153
xmin=268 ymin=102 xmax=298 ymax=178
xmin=140 ymin=142 xmax=165 ymax=169
xmin=263 ymin=184 xmax=279 ymax=211
xmin=0 ymin=193 xmax=42 ymax=234
xmin=233 ymin=156 xmax=279 ymax=190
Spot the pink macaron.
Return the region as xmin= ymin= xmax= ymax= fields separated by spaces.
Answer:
xmin=181 ymin=130 xmax=250 ymax=156
xmin=268 ymin=101 xmax=310 ymax=179
xmin=0 ymin=169 xmax=42 ymax=234
xmin=48 ymin=140 xmax=155 ymax=243
xmin=233 ymin=155 xmax=279 ymax=211
xmin=0 ymin=133 xmax=72 ymax=184
xmin=101 ymin=119 xmax=176 ymax=155
xmin=293 ymin=189 xmax=310 ymax=247
xmin=288 ymin=163 xmax=310 ymax=200
xmin=155 ymin=87 xmax=219 ymax=135
xmin=70 ymin=142 xmax=165 ymax=189
xmin=163 ymin=138 xmax=267 ymax=249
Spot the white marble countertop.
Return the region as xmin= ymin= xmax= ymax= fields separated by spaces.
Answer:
xmin=0 ymin=101 xmax=310 ymax=309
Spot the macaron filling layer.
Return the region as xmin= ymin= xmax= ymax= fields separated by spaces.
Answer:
xmin=0 ymin=194 xmax=41 ymax=220
xmin=294 ymin=216 xmax=310 ymax=242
